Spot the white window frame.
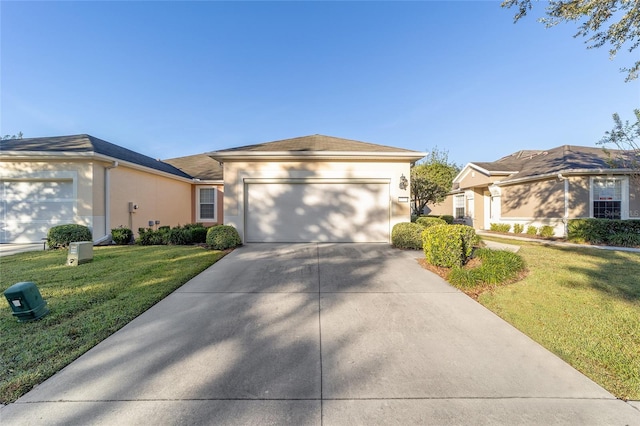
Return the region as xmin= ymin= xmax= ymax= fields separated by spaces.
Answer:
xmin=454 ymin=194 xmax=465 ymax=219
xmin=196 ymin=186 xmax=218 ymax=222
xmin=589 ymin=176 xmax=629 ymax=220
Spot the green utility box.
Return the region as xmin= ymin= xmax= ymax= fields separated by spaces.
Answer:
xmin=4 ymin=282 xmax=49 ymax=322
xmin=67 ymin=241 xmax=93 ymax=266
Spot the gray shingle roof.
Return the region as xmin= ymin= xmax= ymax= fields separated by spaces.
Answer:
xmin=215 ymin=134 xmax=418 ymax=153
xmin=164 ymin=153 xmax=223 ymax=181
xmin=472 ymin=145 xmax=637 ymax=183
xmin=0 ymin=134 xmax=192 ymax=179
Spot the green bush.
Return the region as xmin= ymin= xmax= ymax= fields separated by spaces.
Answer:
xmin=513 ymin=224 xmax=524 ymax=234
xmin=136 ymin=228 xmax=168 ymax=245
xmin=539 ymin=225 xmax=555 ymax=238
xmin=439 ymin=215 xmax=454 ymax=224
xmin=422 ymin=224 xmax=480 ymax=268
xmin=111 ymin=227 xmax=132 ymax=245
xmin=206 ymin=225 xmax=241 ymax=250
xmin=568 ymin=218 xmax=640 ymax=246
xmin=608 ymin=232 xmax=640 ymax=247
xmin=490 ymin=223 xmax=511 ymax=233
xmin=168 ymin=226 xmax=192 ymax=245
xmin=416 ymin=216 xmax=447 ymax=227
xmin=47 ymin=224 xmax=92 ymax=249
xmin=187 ymin=224 xmax=208 ymax=244
xmin=392 ymin=222 xmax=426 ymax=250
xmin=448 ymin=248 xmax=526 ymax=288
xmin=526 ymin=225 xmax=538 ymax=236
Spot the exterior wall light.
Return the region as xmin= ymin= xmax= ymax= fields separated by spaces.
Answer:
xmin=399 ymin=174 xmax=408 ymax=190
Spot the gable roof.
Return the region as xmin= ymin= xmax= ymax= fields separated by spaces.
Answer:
xmin=164 ymin=153 xmax=223 ymax=181
xmin=0 ymin=134 xmax=192 ymax=179
xmin=209 ymin=134 xmax=426 ymax=162
xmin=458 ymin=145 xmax=637 ymax=186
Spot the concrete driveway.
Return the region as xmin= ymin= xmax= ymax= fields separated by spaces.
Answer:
xmin=1 ymin=243 xmax=639 ymax=425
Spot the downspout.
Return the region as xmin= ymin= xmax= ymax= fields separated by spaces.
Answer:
xmin=558 ymin=174 xmax=569 ymax=238
xmin=97 ymin=161 xmax=119 ymax=244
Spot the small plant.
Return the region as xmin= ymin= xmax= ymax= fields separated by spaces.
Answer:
xmin=439 ymin=215 xmax=454 ymax=224
xmin=539 ymin=225 xmax=555 ymax=238
xmin=513 ymin=224 xmax=524 ymax=234
xmin=47 ymin=224 xmax=92 ymax=249
xmin=526 ymin=225 xmax=538 ymax=236
xmin=448 ymin=248 xmax=526 ymax=288
xmin=206 ymin=225 xmax=241 ymax=250
xmin=490 ymin=223 xmax=511 ymax=233
xmin=136 ymin=228 xmax=167 ymax=245
xmin=111 ymin=227 xmax=132 ymax=245
xmin=392 ymin=222 xmax=425 ymax=250
xmin=168 ymin=226 xmax=192 ymax=245
xmin=608 ymin=232 xmax=640 ymax=247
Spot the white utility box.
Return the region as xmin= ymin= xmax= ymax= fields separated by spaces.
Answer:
xmin=67 ymin=241 xmax=94 ymax=266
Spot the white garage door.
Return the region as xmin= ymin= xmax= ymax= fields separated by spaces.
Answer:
xmin=245 ymin=180 xmax=390 ymax=243
xmin=1 ymin=180 xmax=75 ymax=243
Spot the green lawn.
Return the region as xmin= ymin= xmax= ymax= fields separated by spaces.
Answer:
xmin=478 ymin=238 xmax=640 ymax=400
xmin=0 ymin=245 xmax=225 ymax=404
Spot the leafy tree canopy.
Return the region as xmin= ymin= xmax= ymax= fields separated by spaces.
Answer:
xmin=410 ymin=148 xmax=460 ymax=216
xmin=502 ymin=0 xmax=639 ymax=81
xmin=598 ymin=109 xmax=640 ymax=177
xmin=1 ymin=132 xmax=23 ymax=140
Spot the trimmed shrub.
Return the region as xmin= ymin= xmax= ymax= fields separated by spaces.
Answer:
xmin=206 ymin=225 xmax=241 ymax=250
xmin=448 ymin=248 xmax=525 ymax=288
xmin=416 ymin=216 xmax=447 ymax=227
xmin=539 ymin=225 xmax=555 ymax=238
xmin=439 ymin=215 xmax=454 ymax=224
xmin=513 ymin=223 xmax=524 ymax=234
xmin=47 ymin=224 xmax=92 ymax=249
xmin=392 ymin=222 xmax=426 ymax=250
xmin=608 ymin=232 xmax=640 ymax=247
xmin=187 ymin=224 xmax=208 ymax=244
xmin=490 ymin=223 xmax=511 ymax=233
xmin=422 ymin=224 xmax=480 ymax=268
xmin=526 ymin=225 xmax=538 ymax=236
xmin=111 ymin=227 xmax=133 ymax=245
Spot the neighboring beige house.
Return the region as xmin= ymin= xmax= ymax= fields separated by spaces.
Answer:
xmin=1 ymin=133 xmax=423 ymax=244
xmin=0 ymin=135 xmax=223 ymax=243
xmin=427 ymin=145 xmax=640 ymax=237
xmin=209 ymin=135 xmax=425 ymax=243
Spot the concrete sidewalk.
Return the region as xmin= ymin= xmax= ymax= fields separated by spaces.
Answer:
xmin=0 ymin=243 xmax=46 ymax=257
xmin=1 ymin=244 xmax=639 ymax=425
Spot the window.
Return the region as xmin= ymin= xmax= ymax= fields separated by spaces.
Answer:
xmin=454 ymin=194 xmax=465 ymax=218
xmin=197 ymin=187 xmax=217 ymax=221
xmin=591 ymin=178 xmax=627 ymax=220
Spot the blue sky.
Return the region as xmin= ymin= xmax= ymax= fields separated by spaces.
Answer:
xmin=1 ymin=1 xmax=638 ymax=166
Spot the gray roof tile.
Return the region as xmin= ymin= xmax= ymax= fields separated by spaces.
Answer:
xmin=164 ymin=153 xmax=223 ymax=181
xmin=0 ymin=134 xmax=192 ymax=179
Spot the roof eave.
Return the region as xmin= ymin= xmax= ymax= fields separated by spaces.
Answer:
xmin=496 ymin=168 xmax=634 ymax=186
xmin=208 ymin=150 xmax=427 ymax=162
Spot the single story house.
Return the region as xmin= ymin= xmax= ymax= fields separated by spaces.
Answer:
xmin=1 ymin=134 xmax=424 ymax=244
xmin=209 ymin=135 xmax=425 ymax=243
xmin=0 ymin=134 xmax=223 ymax=243
xmin=426 ymin=145 xmax=640 ymax=236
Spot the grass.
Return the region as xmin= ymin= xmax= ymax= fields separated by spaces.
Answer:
xmin=0 ymin=245 xmax=226 ymax=404
xmin=478 ymin=237 xmax=640 ymax=400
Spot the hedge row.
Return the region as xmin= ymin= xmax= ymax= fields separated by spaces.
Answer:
xmin=568 ymin=219 xmax=640 ymax=247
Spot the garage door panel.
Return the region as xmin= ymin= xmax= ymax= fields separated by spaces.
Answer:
xmin=246 ymin=182 xmax=389 ymax=243
xmin=1 ymin=180 xmax=75 ymax=243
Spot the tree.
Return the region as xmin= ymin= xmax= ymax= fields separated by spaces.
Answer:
xmin=410 ymin=148 xmax=460 ymax=216
xmin=501 ymin=0 xmax=639 ymax=82
xmin=1 ymin=132 xmax=23 ymax=140
xmin=598 ymin=109 xmax=640 ymax=181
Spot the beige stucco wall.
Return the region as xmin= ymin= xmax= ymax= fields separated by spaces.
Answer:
xmin=424 ymin=196 xmax=453 ymax=216
xmin=630 ymin=178 xmax=640 ymax=218
xmin=221 ymin=159 xmax=412 ymax=242
xmin=501 ymin=179 xmax=565 ymax=219
xmin=457 ymin=168 xmax=491 ymax=189
xmin=109 ymin=166 xmax=192 ymax=235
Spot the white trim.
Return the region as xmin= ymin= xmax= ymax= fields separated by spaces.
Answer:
xmin=589 ymin=176 xmax=629 ymax=219
xmin=243 ymin=177 xmax=391 ymax=185
xmin=196 ymin=185 xmax=218 ymax=222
